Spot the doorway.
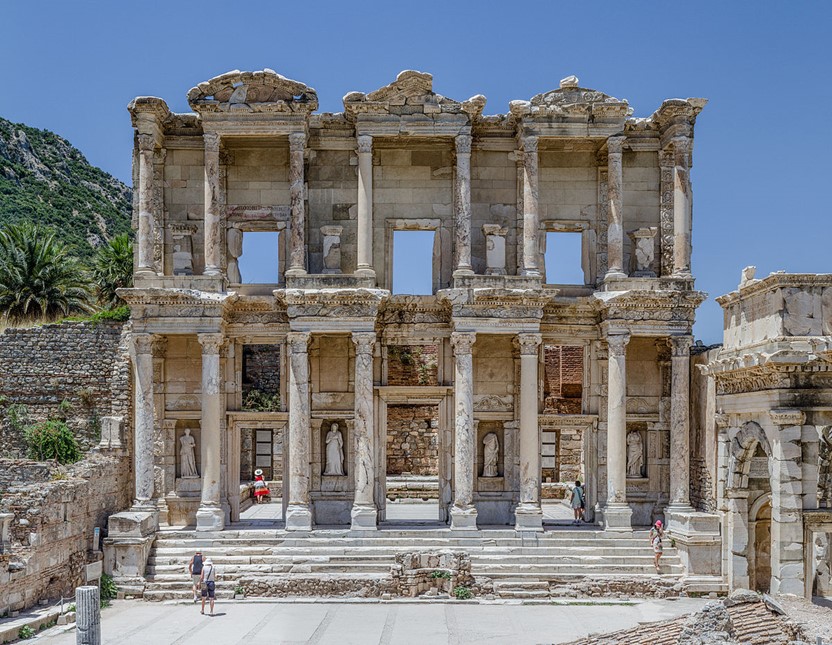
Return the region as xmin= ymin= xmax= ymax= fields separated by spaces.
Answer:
xmin=752 ymin=496 xmax=772 ymax=593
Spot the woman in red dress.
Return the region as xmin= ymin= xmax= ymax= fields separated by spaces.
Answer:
xmin=253 ymin=469 xmax=270 ymax=504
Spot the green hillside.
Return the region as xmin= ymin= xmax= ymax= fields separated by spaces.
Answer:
xmin=0 ymin=116 xmax=132 ymax=263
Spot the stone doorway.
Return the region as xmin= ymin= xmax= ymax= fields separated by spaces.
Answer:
xmin=752 ymin=497 xmax=772 ymax=593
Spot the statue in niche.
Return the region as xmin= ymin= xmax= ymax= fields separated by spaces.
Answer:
xmin=482 ymin=433 xmax=499 ymax=477
xmin=323 ymin=422 xmax=345 ymax=476
xmin=179 ymin=428 xmax=199 ymax=478
xmin=626 ymin=431 xmax=643 ymax=478
xmin=172 ymin=239 xmax=194 ymax=276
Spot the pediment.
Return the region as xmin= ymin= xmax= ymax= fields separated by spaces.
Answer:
xmin=510 ymin=75 xmax=632 ymax=120
xmin=188 ymin=69 xmax=318 ymax=114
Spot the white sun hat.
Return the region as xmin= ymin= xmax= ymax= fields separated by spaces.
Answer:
xmin=254 ymin=469 xmax=263 ymax=476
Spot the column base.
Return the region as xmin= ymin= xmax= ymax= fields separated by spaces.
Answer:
xmin=350 ymin=504 xmax=378 ymax=531
xmin=449 ymin=505 xmax=478 ymax=531
xmin=603 ymin=503 xmax=633 ymax=531
xmin=285 ymin=268 xmax=308 ymax=277
xmin=354 ymin=267 xmax=376 ymax=279
xmin=671 ymin=271 xmax=693 ymax=280
xmin=521 ymin=269 xmax=541 ymax=277
xmin=514 ymin=503 xmax=543 ymax=532
xmin=285 ymin=504 xmax=313 ymax=531
xmin=452 ymin=268 xmax=475 ymax=278
xmin=130 ymin=501 xmax=159 ymax=533
xmin=195 ymin=504 xmax=225 ymax=532
xmin=664 ymin=503 xmax=696 ymax=530
xmin=604 ymin=271 xmax=627 ymax=281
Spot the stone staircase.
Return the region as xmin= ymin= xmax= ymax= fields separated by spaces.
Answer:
xmin=142 ymin=528 xmax=725 ymax=601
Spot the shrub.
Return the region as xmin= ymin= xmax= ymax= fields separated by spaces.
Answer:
xmin=18 ymin=625 xmax=35 ymax=639
xmin=23 ymin=420 xmax=81 ymax=463
xmin=89 ymin=305 xmax=130 ymax=323
xmin=100 ymin=572 xmax=118 ymax=608
xmin=430 ymin=570 xmax=451 ymax=579
xmin=453 ymin=585 xmax=473 ymax=600
xmin=242 ymin=389 xmax=281 ymax=412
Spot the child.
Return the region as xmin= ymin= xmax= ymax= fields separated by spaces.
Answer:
xmin=253 ymin=468 xmax=270 ymax=504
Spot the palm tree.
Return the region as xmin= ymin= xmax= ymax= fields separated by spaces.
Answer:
xmin=0 ymin=222 xmax=93 ymax=323
xmin=92 ymin=233 xmax=133 ymax=307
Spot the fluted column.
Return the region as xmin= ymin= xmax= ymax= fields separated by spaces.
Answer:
xmin=355 ymin=135 xmax=375 ymax=277
xmin=520 ymin=135 xmax=540 ymax=276
xmin=450 ymin=332 xmax=478 ymax=530
xmin=672 ymin=136 xmax=692 ymax=277
xmin=605 ymin=136 xmax=626 ymax=279
xmin=287 ymin=132 xmax=307 ymax=275
xmin=136 ymin=134 xmax=156 ymax=275
xmin=604 ymin=332 xmax=632 ymax=530
xmin=351 ymin=332 xmax=377 ymax=530
xmin=196 ymin=333 xmax=224 ymax=531
xmin=454 ymin=133 xmax=473 ymax=275
xmin=131 ymin=334 xmax=155 ymax=508
xmin=668 ymin=335 xmax=694 ymax=511
xmin=515 ymin=333 xmax=543 ymax=532
xmin=286 ymin=331 xmax=312 ymax=530
xmin=203 ymin=132 xmax=222 ymax=276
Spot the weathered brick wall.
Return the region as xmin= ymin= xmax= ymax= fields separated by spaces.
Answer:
xmin=386 ymin=405 xmax=439 ymax=476
xmin=387 ymin=345 xmax=438 ymax=386
xmin=543 ymin=345 xmax=583 ymax=413
xmin=0 ymin=451 xmax=131 ymax=612
xmin=0 ymin=321 xmax=131 ymax=456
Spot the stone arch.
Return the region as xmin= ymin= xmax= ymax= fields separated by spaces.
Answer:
xmin=727 ymin=421 xmax=772 ymax=490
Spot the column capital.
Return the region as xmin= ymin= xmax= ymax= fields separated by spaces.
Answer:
xmin=607 ymin=135 xmax=625 ymax=155
xmin=161 ymin=419 xmax=177 ymax=431
xmin=151 ymin=335 xmax=168 ymax=358
xmin=606 ymin=332 xmax=631 ymax=357
xmin=351 ymin=331 xmax=376 ymax=354
xmin=288 ymin=131 xmax=306 ymax=152
xmin=669 ymin=335 xmax=694 ymax=357
xmin=132 ymin=333 xmax=153 ymax=355
xmin=450 ymin=331 xmax=476 ymax=355
xmin=356 ymin=134 xmax=373 ymax=154
xmin=137 ymin=133 xmax=156 ymax=152
xmin=287 ymin=331 xmax=311 ymax=353
xmin=520 ymin=134 xmax=538 ymax=153
xmin=203 ymin=131 xmax=221 ymax=152
xmin=769 ymin=409 xmax=805 ymax=426
xmin=197 ymin=333 xmax=224 ymax=355
xmin=455 ymin=133 xmax=472 ymax=154
xmin=659 ymin=148 xmax=675 ymax=168
xmin=514 ymin=333 xmax=542 ymax=356
xmin=672 ymin=136 xmax=692 ymax=167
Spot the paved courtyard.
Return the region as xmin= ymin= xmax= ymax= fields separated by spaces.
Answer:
xmin=38 ymin=598 xmax=708 ymax=644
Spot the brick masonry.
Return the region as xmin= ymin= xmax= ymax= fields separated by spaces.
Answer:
xmin=543 ymin=345 xmax=583 ymax=414
xmin=386 ymin=405 xmax=439 ymax=476
xmin=242 ymin=344 xmax=281 ymax=399
xmin=387 ymin=345 xmax=438 ymax=386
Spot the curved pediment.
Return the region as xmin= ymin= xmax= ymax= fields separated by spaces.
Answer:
xmin=187 ymin=69 xmax=318 ymax=114
xmin=343 ymin=70 xmax=486 ymax=120
xmin=510 ymin=75 xmax=632 ymax=120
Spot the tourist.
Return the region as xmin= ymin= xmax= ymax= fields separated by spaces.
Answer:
xmin=188 ymin=550 xmax=203 ymax=602
xmin=200 ymin=557 xmax=216 ymax=615
xmin=253 ymin=469 xmax=270 ymax=504
xmin=650 ymin=520 xmax=664 ymax=573
xmin=570 ymin=480 xmax=585 ymax=525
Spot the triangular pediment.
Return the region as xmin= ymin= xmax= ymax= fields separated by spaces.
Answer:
xmin=510 ymin=76 xmax=631 ymax=120
xmin=187 ymin=69 xmax=318 ymax=114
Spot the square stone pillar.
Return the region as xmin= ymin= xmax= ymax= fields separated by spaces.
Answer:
xmin=769 ymin=409 xmax=806 ymax=595
xmin=453 ymin=133 xmax=473 ymax=276
xmin=726 ymin=492 xmax=750 ymax=589
xmin=286 ymin=332 xmax=313 ymax=530
xmin=605 ymin=136 xmax=626 ymax=280
xmin=286 ymin=132 xmax=307 ymax=276
xmin=196 ymin=333 xmax=224 ymax=532
xmin=321 ymin=225 xmax=343 ymax=274
xmin=667 ymin=336 xmax=695 ymax=516
xmin=603 ymin=332 xmax=632 ymax=530
xmin=515 ymin=333 xmax=543 ymax=532
xmin=130 ymin=334 xmax=156 ymax=518
xmin=672 ymin=136 xmax=692 ymax=278
xmin=450 ymin=332 xmax=478 ymax=530
xmin=482 ymin=225 xmax=508 ymax=275
xmin=355 ymin=134 xmax=375 ymax=278
xmin=136 ymin=134 xmax=157 ymax=276
xmin=351 ymin=332 xmax=377 ymax=530
xmin=520 ymin=135 xmax=540 ymax=277
xmin=203 ymin=132 xmax=222 ymax=276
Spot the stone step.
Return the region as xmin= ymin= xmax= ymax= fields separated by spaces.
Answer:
xmin=152 ymin=539 xmax=664 ymax=551
xmin=147 ymin=562 xmax=393 ymax=575
xmin=493 ymin=580 xmax=550 ymax=591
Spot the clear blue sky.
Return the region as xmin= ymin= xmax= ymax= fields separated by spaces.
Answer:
xmin=2 ymin=1 xmax=830 ymax=344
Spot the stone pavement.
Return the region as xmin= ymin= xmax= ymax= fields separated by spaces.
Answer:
xmin=37 ymin=598 xmax=708 ymax=645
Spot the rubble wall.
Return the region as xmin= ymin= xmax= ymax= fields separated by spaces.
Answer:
xmin=385 ymin=405 xmax=439 ymax=476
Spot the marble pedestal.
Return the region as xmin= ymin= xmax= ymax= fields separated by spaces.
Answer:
xmin=603 ymin=503 xmax=633 ymax=531
xmin=286 ymin=504 xmax=313 ymax=531
xmin=449 ymin=507 xmax=478 ymax=530
xmin=514 ymin=504 xmax=543 ymax=532
xmin=195 ymin=505 xmax=224 ymax=532
xmin=350 ymin=504 xmax=378 ymax=531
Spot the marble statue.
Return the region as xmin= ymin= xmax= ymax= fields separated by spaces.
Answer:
xmin=482 ymin=433 xmax=499 ymax=477
xmin=626 ymin=430 xmax=643 ymax=478
xmin=324 ymin=422 xmax=345 ymax=476
xmin=179 ymin=428 xmax=198 ymax=478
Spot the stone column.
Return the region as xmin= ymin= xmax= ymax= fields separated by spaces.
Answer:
xmin=151 ymin=336 xmax=170 ymax=522
xmin=520 ymin=135 xmax=540 ymax=276
xmin=355 ymin=134 xmax=375 ymax=277
xmin=131 ymin=334 xmax=155 ymax=509
xmin=286 ymin=331 xmax=312 ymax=530
xmin=136 ymin=134 xmax=156 ymax=276
xmin=454 ymin=133 xmax=473 ymax=275
xmin=287 ymin=132 xmax=307 ymax=275
xmin=515 ymin=333 xmax=543 ymax=532
xmin=450 ymin=332 xmax=478 ymax=530
xmin=672 ymin=136 xmax=692 ymax=277
xmin=351 ymin=332 xmax=377 ymax=530
xmin=203 ymin=132 xmax=222 ymax=277
xmin=604 ymin=332 xmax=632 ymax=530
xmin=605 ymin=136 xmax=626 ymax=279
xmin=668 ymin=335 xmax=694 ymax=513
xmin=196 ymin=333 xmax=224 ymax=531
xmin=75 ymin=585 xmax=101 ymax=645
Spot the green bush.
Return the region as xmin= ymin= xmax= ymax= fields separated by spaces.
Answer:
xmin=23 ymin=420 xmax=81 ymax=463
xmin=453 ymin=585 xmax=473 ymax=600
xmin=430 ymin=570 xmax=451 ymax=579
xmin=100 ymin=573 xmax=118 ymax=605
xmin=18 ymin=625 xmax=35 ymax=639
xmin=242 ymin=389 xmax=281 ymax=412
xmin=89 ymin=305 xmax=130 ymax=323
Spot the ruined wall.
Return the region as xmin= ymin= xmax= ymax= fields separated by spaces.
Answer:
xmin=543 ymin=345 xmax=583 ymax=413
xmin=386 ymin=405 xmax=439 ymax=476
xmin=242 ymin=344 xmax=281 ymax=399
xmin=690 ymin=345 xmax=721 ymax=512
xmin=0 ymin=322 xmax=130 ymax=457
xmin=0 ymin=452 xmax=131 ymax=613
xmin=387 ymin=344 xmax=439 ymax=386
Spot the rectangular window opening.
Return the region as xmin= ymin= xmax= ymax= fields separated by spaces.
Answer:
xmin=542 ymin=344 xmax=584 ymax=414
xmin=545 ymin=231 xmax=584 ymax=285
xmin=392 ymin=230 xmax=434 ymax=295
xmin=238 ymin=231 xmax=281 ymax=284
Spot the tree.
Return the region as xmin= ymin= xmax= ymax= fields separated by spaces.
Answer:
xmin=0 ymin=221 xmax=93 ymax=323
xmin=92 ymin=233 xmax=133 ymax=307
